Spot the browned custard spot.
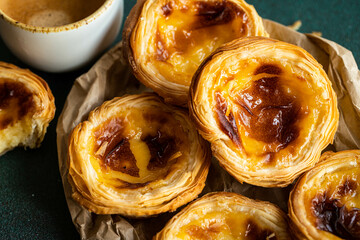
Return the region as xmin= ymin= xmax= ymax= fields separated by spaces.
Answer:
xmin=311 ymin=191 xmax=360 ymax=239
xmin=244 ymin=219 xmax=277 ymax=240
xmin=192 ymin=1 xmax=246 ymax=29
xmin=186 ymin=221 xmax=226 ymax=239
xmin=337 ymin=178 xmax=358 ymax=196
xmin=93 ymin=118 xmax=139 ymax=177
xmin=236 ymin=77 xmax=301 ymax=151
xmin=155 ymin=31 xmax=170 ymax=62
xmin=104 ymin=138 xmax=140 ymax=177
xmin=161 ymin=1 xmax=173 ymax=17
xmin=142 ymin=111 xmax=179 ymax=170
xmin=0 ymin=81 xmax=35 ymax=130
xmin=155 ymin=0 xmax=248 ymax=61
xmin=0 ymin=117 xmax=13 ymax=129
xmin=254 ymin=64 xmax=282 ymax=75
xmin=93 ymin=117 xmax=124 ymax=156
xmin=215 ymin=91 xmax=242 ymax=147
xmin=143 ymin=130 xmax=176 ymax=171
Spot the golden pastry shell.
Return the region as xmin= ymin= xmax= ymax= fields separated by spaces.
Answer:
xmin=0 ymin=62 xmax=55 ymax=155
xmin=189 ymin=37 xmax=339 ymax=187
xmin=67 ymin=93 xmax=211 ymax=217
xmin=123 ymin=0 xmax=269 ymax=106
xmin=289 ymin=150 xmax=360 ymax=240
xmin=154 ymin=192 xmax=291 ymax=239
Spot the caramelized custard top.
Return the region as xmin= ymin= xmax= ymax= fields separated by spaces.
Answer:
xmin=0 ymin=80 xmax=35 ymax=129
xmin=311 ymin=191 xmax=360 ymax=239
xmin=178 ymin=210 xmax=277 ymax=239
xmin=306 ymin=168 xmax=360 ymax=239
xmin=143 ymin=130 xmax=176 ymax=171
xmin=211 ymin=60 xmax=319 ymax=168
xmin=91 ymin=108 xmax=187 ymax=188
xmin=93 ymin=118 xmax=141 ymax=177
xmin=152 ymin=0 xmax=249 ymax=85
xmin=215 ymin=91 xmax=241 ymax=147
xmin=236 ymin=76 xmax=301 ymax=149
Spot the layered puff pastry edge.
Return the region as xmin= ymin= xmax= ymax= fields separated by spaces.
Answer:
xmin=289 ymin=150 xmax=360 ymax=240
xmin=0 ymin=62 xmax=55 ymax=155
xmin=123 ymin=0 xmax=268 ymax=106
xmin=189 ymin=37 xmax=339 ymax=187
xmin=67 ymin=93 xmax=211 ymax=217
xmin=154 ymin=192 xmax=291 ymax=239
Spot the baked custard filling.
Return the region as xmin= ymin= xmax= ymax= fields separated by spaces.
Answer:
xmin=90 ymin=108 xmax=187 ymax=188
xmin=306 ymin=168 xmax=360 ymax=239
xmin=0 ymin=79 xmax=35 ymax=130
xmin=212 ymin=60 xmax=324 ymax=169
xmin=152 ymin=0 xmax=250 ymax=86
xmin=177 ymin=211 xmax=277 ymax=239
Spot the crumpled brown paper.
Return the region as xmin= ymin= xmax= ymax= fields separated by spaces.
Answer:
xmin=56 ymin=19 xmax=360 ymax=240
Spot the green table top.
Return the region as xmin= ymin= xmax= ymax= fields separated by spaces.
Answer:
xmin=0 ymin=0 xmax=359 ymax=239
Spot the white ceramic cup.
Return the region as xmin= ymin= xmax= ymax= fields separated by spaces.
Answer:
xmin=0 ymin=0 xmax=123 ymax=72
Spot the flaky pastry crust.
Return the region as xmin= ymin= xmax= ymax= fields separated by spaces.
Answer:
xmin=189 ymin=37 xmax=339 ymax=187
xmin=289 ymin=150 xmax=360 ymax=240
xmin=154 ymin=192 xmax=290 ymax=239
xmin=0 ymin=62 xmax=55 ymax=155
xmin=68 ymin=93 xmax=211 ymax=217
xmin=123 ymin=0 xmax=268 ymax=106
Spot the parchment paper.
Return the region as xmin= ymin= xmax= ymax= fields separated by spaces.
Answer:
xmin=56 ymin=19 xmax=360 ymax=240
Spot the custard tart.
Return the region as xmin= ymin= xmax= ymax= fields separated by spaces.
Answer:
xmin=189 ymin=37 xmax=339 ymax=187
xmin=0 ymin=62 xmax=55 ymax=155
xmin=123 ymin=0 xmax=268 ymax=106
xmin=289 ymin=150 xmax=360 ymax=240
xmin=154 ymin=192 xmax=290 ymax=239
xmin=68 ymin=93 xmax=211 ymax=216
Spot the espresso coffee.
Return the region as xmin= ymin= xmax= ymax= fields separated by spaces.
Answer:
xmin=0 ymin=0 xmax=106 ymax=27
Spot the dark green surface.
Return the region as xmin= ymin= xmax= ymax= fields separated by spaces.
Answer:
xmin=0 ymin=0 xmax=358 ymax=239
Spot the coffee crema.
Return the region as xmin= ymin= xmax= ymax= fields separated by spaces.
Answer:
xmin=0 ymin=0 xmax=106 ymax=27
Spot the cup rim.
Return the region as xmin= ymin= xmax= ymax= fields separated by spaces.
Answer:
xmin=0 ymin=0 xmax=114 ymax=33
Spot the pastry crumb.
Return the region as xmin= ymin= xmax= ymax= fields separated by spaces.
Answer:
xmin=288 ymin=20 xmax=302 ymax=31
xmin=311 ymin=32 xmax=322 ymax=37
